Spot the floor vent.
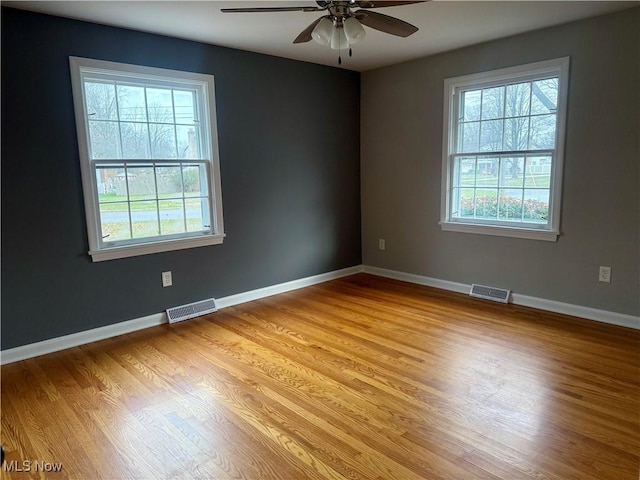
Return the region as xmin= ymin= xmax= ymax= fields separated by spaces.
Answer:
xmin=166 ymin=298 xmax=217 ymax=324
xmin=470 ymin=284 xmax=511 ymax=303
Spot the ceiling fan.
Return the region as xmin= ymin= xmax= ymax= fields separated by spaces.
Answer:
xmin=221 ymin=1 xmax=425 ymax=64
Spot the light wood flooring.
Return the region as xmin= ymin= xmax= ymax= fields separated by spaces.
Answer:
xmin=1 ymin=273 xmax=639 ymax=479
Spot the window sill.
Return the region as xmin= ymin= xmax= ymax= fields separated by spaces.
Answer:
xmin=440 ymin=222 xmax=559 ymax=242
xmin=89 ymin=234 xmax=225 ymax=262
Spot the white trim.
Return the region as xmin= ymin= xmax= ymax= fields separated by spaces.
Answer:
xmin=510 ymin=292 xmax=640 ymax=329
xmin=89 ymin=233 xmax=226 ymax=262
xmin=363 ymin=266 xmax=640 ymax=330
xmin=0 ymin=265 xmax=364 ymax=365
xmin=0 ymin=313 xmax=166 ymax=365
xmin=440 ymin=222 xmax=559 ymax=241
xmin=216 ymin=265 xmax=364 ymax=309
xmin=446 ymin=57 xmax=570 ymax=90
xmin=363 ymin=265 xmax=469 ymax=294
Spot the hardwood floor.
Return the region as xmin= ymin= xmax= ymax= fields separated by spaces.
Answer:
xmin=1 ymin=273 xmax=638 ymax=479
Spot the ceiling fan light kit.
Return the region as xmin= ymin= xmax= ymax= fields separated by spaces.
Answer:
xmin=330 ymin=24 xmax=349 ymax=50
xmin=311 ymin=17 xmax=333 ymax=45
xmin=222 ymin=1 xmax=424 ymax=65
xmin=343 ymin=16 xmax=366 ymax=45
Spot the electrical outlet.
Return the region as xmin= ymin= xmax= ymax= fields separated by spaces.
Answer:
xmin=598 ymin=266 xmax=611 ymax=283
xmin=378 ymin=239 xmax=386 ymax=251
xmin=162 ymin=271 xmax=173 ymax=287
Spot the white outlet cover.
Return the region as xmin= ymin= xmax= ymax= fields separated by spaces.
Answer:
xmin=162 ymin=271 xmax=173 ymax=287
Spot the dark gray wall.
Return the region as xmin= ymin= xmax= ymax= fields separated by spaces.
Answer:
xmin=362 ymin=8 xmax=639 ymax=316
xmin=1 ymin=7 xmax=361 ymax=349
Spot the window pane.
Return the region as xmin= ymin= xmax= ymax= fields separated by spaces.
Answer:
xmin=481 ymin=86 xmax=504 ymax=120
xmin=120 ymin=122 xmax=150 ymax=158
xmin=96 ymin=166 xmax=123 ymax=200
xmin=117 ymin=85 xmax=147 ymax=122
xmin=498 ymin=189 xmax=522 ymax=222
xmin=159 ymin=199 xmax=186 ymax=235
xmin=524 ymin=156 xmax=551 ymax=188
xmin=177 ymin=125 xmax=201 ymax=159
xmin=96 ymin=167 xmax=129 ymax=203
xmin=474 ymin=190 xmax=498 ymax=219
xmin=523 ymin=189 xmax=549 ymax=224
xmin=89 ymin=121 xmax=121 ymax=159
xmin=99 ymin=202 xmax=131 ymax=242
xmin=156 ymin=166 xmax=183 ymax=197
xmin=476 ymin=158 xmax=499 ymax=186
xmin=453 ymin=157 xmax=476 ymax=187
xmin=529 ymin=114 xmax=556 ymax=149
xmin=174 ymin=90 xmax=197 ymax=125
xmin=459 ymin=121 xmax=480 ymax=153
xmin=84 ymin=82 xmax=117 ymax=120
xmin=452 ymin=188 xmax=475 ymax=219
xmin=186 ymin=197 xmax=210 ymax=232
xmin=505 ymin=82 xmax=531 ymax=118
xmin=126 ymin=165 xmax=156 ymax=200
xmin=149 ymin=124 xmax=177 ymax=159
xmin=500 ymin=157 xmax=524 ymax=187
xmin=479 ymin=119 xmax=503 ymax=152
xmin=461 ymin=90 xmax=481 ymax=122
xmin=503 ymin=117 xmax=529 ymax=151
xmin=182 ymin=165 xmax=205 ymax=195
xmin=531 ymin=78 xmax=558 ymax=115
xmin=147 ymin=88 xmax=175 ymax=124
xmin=130 ymin=201 xmax=159 ymax=238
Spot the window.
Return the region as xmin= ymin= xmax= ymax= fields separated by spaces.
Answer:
xmin=441 ymin=57 xmax=569 ymax=241
xmin=70 ymin=57 xmax=224 ymax=261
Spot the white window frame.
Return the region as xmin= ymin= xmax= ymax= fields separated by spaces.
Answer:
xmin=69 ymin=57 xmax=225 ymax=261
xmin=440 ymin=57 xmax=570 ymax=241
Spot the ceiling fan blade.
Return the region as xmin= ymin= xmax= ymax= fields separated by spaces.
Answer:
xmin=356 ymin=1 xmax=426 ymax=8
xmin=293 ymin=17 xmax=324 ymax=44
xmin=355 ymin=10 xmax=418 ymax=37
xmin=221 ymin=6 xmax=321 ymax=13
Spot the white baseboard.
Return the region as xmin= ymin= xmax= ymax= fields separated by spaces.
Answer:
xmin=216 ymin=265 xmax=364 ymax=309
xmin=0 ymin=313 xmax=167 ymax=365
xmin=509 ymin=293 xmax=640 ymax=329
xmin=4 ymin=263 xmax=636 ymax=365
xmin=363 ymin=266 xmax=470 ymax=294
xmin=0 ymin=265 xmax=364 ymax=365
xmin=363 ymin=265 xmax=640 ymax=330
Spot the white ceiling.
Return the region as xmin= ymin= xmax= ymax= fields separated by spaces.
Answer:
xmin=4 ymin=1 xmax=638 ymax=71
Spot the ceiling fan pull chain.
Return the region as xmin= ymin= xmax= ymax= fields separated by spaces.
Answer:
xmin=349 ymin=47 xmax=353 ymax=57
xmin=338 ymin=24 xmax=343 ymax=65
